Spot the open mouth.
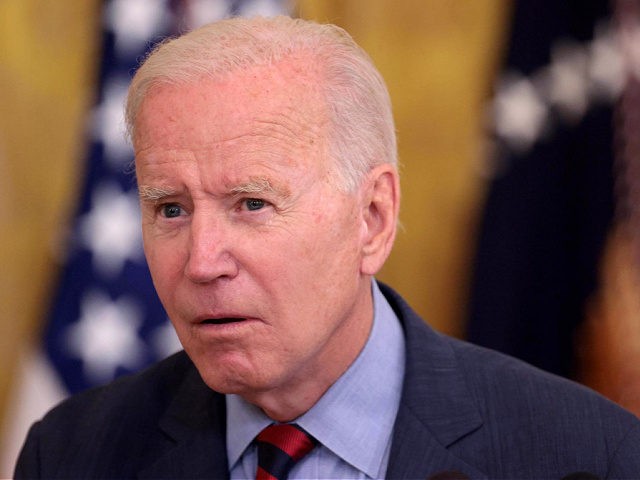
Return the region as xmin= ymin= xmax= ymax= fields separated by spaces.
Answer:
xmin=201 ymin=317 xmax=246 ymax=325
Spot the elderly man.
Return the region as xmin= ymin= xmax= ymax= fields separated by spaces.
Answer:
xmin=15 ymin=15 xmax=640 ymax=480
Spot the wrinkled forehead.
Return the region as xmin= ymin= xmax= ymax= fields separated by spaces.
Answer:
xmin=133 ymin=58 xmax=329 ymax=152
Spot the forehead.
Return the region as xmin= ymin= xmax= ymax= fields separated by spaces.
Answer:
xmin=133 ymin=59 xmax=328 ymax=155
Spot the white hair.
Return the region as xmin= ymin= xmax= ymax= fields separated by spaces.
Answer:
xmin=125 ymin=15 xmax=397 ymax=191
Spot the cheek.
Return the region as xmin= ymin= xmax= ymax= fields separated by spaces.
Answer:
xmin=143 ymin=236 xmax=184 ymax=298
xmin=294 ymin=211 xmax=362 ymax=284
xmin=143 ymin=236 xmax=163 ymax=278
xmin=306 ymin=204 xmax=356 ymax=246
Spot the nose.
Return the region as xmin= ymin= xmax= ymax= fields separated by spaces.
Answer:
xmin=184 ymin=211 xmax=239 ymax=284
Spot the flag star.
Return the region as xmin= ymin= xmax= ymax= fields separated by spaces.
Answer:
xmin=105 ymin=0 xmax=170 ymax=56
xmin=66 ymin=290 xmax=147 ymax=385
xmin=79 ymin=182 xmax=143 ymax=278
xmin=589 ymin=26 xmax=625 ymax=102
xmin=546 ymin=41 xmax=589 ymax=123
xmin=493 ymin=72 xmax=548 ymax=153
xmin=150 ymin=319 xmax=183 ymax=360
xmin=92 ymin=76 xmax=133 ymax=169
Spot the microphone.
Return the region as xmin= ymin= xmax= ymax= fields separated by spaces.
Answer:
xmin=560 ymin=472 xmax=601 ymax=480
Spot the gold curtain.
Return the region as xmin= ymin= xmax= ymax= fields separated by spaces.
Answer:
xmin=0 ymin=1 xmax=101 ymax=420
xmin=296 ymin=0 xmax=508 ymax=336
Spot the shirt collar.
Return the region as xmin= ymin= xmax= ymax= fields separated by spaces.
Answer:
xmin=226 ymin=279 xmax=405 ymax=477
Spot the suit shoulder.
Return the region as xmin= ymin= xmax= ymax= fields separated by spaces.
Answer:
xmin=378 ymin=284 xmax=640 ymax=475
xmin=381 ymin=281 xmax=636 ymax=431
xmin=448 ymin=335 xmax=639 ymax=435
xmin=448 ymin=335 xmax=617 ymax=405
xmin=36 ymin=351 xmax=195 ymax=438
xmin=15 ymin=351 xmax=214 ymax=478
xmin=448 ymin=337 xmax=640 ymax=474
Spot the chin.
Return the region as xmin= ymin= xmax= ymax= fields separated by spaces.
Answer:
xmin=192 ymin=356 xmax=264 ymax=395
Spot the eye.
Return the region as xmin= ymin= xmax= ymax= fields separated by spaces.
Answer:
xmin=161 ymin=204 xmax=183 ymax=218
xmin=244 ymin=198 xmax=265 ymax=211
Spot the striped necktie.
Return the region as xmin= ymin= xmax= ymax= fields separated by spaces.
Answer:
xmin=255 ymin=423 xmax=318 ymax=480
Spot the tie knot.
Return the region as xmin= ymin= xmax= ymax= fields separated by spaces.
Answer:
xmin=255 ymin=423 xmax=317 ymax=480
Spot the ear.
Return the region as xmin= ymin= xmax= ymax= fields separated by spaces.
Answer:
xmin=360 ymin=164 xmax=400 ymax=275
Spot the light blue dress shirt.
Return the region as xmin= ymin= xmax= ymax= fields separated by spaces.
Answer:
xmin=227 ymin=280 xmax=406 ymax=479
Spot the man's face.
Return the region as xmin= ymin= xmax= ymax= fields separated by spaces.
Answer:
xmin=133 ymin=61 xmax=374 ymax=404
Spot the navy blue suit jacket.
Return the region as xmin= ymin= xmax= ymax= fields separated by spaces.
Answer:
xmin=15 ymin=284 xmax=640 ymax=479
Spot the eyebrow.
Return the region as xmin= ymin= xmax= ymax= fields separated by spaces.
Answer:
xmin=138 ymin=185 xmax=177 ymax=202
xmin=229 ymin=177 xmax=290 ymax=199
xmin=137 ymin=177 xmax=291 ymax=202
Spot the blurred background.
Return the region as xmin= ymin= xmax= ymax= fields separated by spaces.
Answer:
xmin=2 ymin=0 xmax=640 ymax=475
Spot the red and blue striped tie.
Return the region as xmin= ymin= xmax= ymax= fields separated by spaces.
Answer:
xmin=255 ymin=424 xmax=317 ymax=480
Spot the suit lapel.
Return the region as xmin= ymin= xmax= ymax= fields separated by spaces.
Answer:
xmin=138 ymin=365 xmax=229 ymax=479
xmin=380 ymin=283 xmax=487 ymax=479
